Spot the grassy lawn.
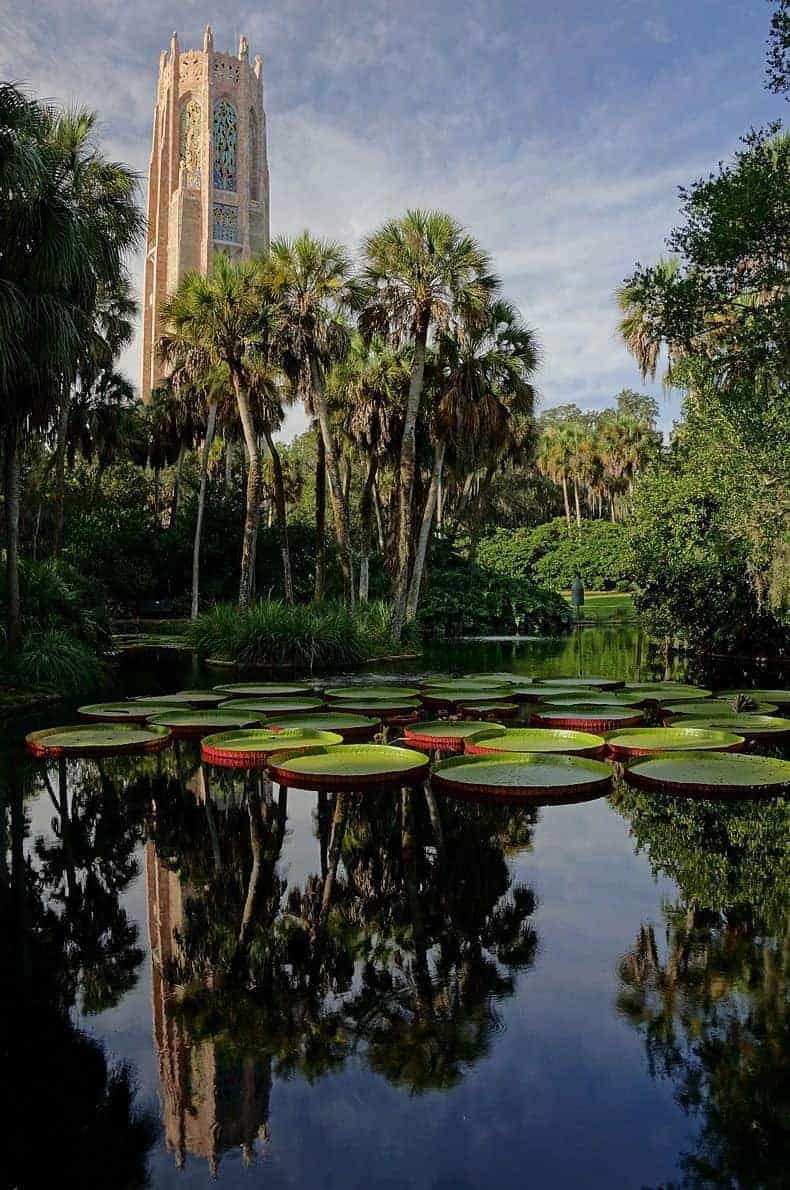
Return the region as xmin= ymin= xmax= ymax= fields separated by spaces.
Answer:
xmin=561 ymin=591 xmax=637 ymax=623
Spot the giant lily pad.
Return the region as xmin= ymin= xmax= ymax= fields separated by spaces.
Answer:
xmin=263 ymin=712 xmax=379 ymax=741
xmin=78 ymin=701 xmax=177 ymax=723
xmin=606 ymin=726 xmax=744 ymax=759
xmin=218 ymin=697 xmax=325 ymax=715
xmin=465 ymin=672 xmax=531 ymax=684
xmin=148 ymin=709 xmax=261 ymax=737
xmin=201 ymin=727 xmax=342 ymax=769
xmin=329 ymin=698 xmax=421 ymax=718
xmin=325 ymin=685 xmax=421 ymax=700
xmin=503 ymin=683 xmax=591 ymax=703
xmin=540 ymin=691 xmax=644 ymax=707
xmin=26 ymin=723 xmax=172 ymax=758
xmin=531 ymin=704 xmax=643 ymax=731
xmin=458 ymin=701 xmax=520 ymax=719
xmin=403 ymin=720 xmax=507 ymax=754
xmin=212 ymin=682 xmax=313 ymax=696
xmin=625 ymin=751 xmax=790 ymax=797
xmin=421 ymin=677 xmax=511 ymax=692
xmin=268 ymin=743 xmax=430 ymax=791
xmin=465 ymin=727 xmax=605 ymax=758
xmin=669 ymin=714 xmax=790 ymax=743
xmin=718 ymin=688 xmax=790 ymax=706
xmin=134 ymin=690 xmax=225 ymax=707
xmin=431 ymin=752 xmax=613 ymax=799
xmin=540 ymin=676 xmax=624 ymax=690
xmin=621 ymin=683 xmax=711 ymax=704
xmin=661 ymin=698 xmax=778 ymax=718
xmin=420 ymin=687 xmax=513 ymax=707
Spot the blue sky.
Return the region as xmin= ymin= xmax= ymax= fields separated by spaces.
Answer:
xmin=0 ymin=0 xmax=782 ymax=434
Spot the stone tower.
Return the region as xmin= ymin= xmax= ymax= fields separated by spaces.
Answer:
xmin=141 ymin=25 xmax=270 ymax=400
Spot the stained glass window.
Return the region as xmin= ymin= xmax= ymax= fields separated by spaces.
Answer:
xmin=213 ymin=203 xmax=238 ymax=243
xmin=248 ymin=109 xmax=259 ymax=201
xmin=179 ymin=100 xmax=201 ymax=188
xmin=212 ymin=98 xmax=237 ymax=191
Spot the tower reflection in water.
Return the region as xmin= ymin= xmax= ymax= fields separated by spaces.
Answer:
xmin=143 ymin=760 xmax=541 ymax=1176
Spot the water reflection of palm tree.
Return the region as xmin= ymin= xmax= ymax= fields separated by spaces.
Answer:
xmin=143 ymin=767 xmax=542 ymax=1170
xmin=614 ymin=784 xmax=790 ymax=1187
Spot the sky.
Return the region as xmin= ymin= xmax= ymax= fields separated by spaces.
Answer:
xmin=0 ymin=0 xmax=782 ymax=436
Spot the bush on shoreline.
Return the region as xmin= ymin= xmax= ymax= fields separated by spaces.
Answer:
xmin=185 ymin=599 xmax=419 ymax=670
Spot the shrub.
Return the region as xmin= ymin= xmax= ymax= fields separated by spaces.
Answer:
xmin=14 ymin=629 xmax=105 ymax=696
xmin=418 ymin=539 xmax=572 ymax=637
xmin=186 ymin=599 xmax=415 ymax=670
xmin=477 ymin=518 xmax=631 ymax=591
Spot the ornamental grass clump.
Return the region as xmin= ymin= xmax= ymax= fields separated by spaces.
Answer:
xmin=186 ymin=599 xmax=410 ymax=671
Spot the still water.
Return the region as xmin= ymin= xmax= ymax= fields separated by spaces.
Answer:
xmin=3 ymin=628 xmax=789 ymax=1189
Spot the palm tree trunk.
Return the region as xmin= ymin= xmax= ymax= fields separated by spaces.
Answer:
xmin=232 ymin=373 xmax=260 ymax=610
xmin=372 ymin=479 xmax=386 ymax=553
xmin=262 ymin=427 xmax=294 ymax=604
xmin=392 ymin=318 xmax=428 ymax=640
xmin=4 ymin=422 xmax=22 ymax=656
xmin=573 ymin=478 xmax=582 ymax=529
xmin=314 ymin=428 xmax=326 ymax=600
xmin=191 ymin=404 xmax=217 ymax=619
xmin=170 ymin=443 xmax=186 ymax=523
xmin=309 ymin=358 xmax=354 ymax=608
xmin=358 ymin=453 xmax=378 ymax=603
xmin=224 ymin=439 xmax=233 ymax=495
xmin=561 ymin=473 xmax=571 ymax=529
xmin=406 ymin=439 xmax=445 ymax=622
xmin=319 ymin=791 xmax=349 ymax=928
xmin=52 ymin=387 xmax=72 ymax=556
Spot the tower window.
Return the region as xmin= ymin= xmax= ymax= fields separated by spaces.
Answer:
xmin=213 ymin=203 xmax=239 ymax=243
xmin=179 ymin=100 xmax=202 ymax=188
xmin=249 ymin=109 xmax=259 ymax=201
xmin=213 ymin=98 xmax=237 ymax=191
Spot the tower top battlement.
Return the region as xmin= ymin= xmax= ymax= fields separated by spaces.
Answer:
xmin=140 ymin=23 xmax=270 ymax=401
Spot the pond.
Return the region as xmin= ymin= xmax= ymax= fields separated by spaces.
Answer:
xmin=4 ymin=627 xmax=789 ymax=1189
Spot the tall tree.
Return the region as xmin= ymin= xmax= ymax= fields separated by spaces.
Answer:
xmin=358 ymin=210 xmax=499 ymax=638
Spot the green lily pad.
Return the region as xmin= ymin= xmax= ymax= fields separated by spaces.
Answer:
xmin=606 ymin=726 xmax=744 ymax=758
xmin=201 ymin=727 xmax=342 ymax=767
xmin=134 ymin=690 xmax=225 ymax=707
xmin=504 ymin=683 xmax=591 ymax=702
xmin=532 ymin=704 xmax=644 ymax=728
xmin=420 ymin=687 xmax=514 ymax=705
xmin=718 ymin=688 xmax=790 ymax=705
xmin=670 ymin=715 xmax=790 ymax=742
xmin=458 ymin=701 xmax=520 ymax=717
xmin=465 ymin=727 xmax=605 ymax=756
xmin=540 ymin=677 xmax=624 ymax=690
xmin=263 ymin=712 xmax=379 ymax=740
xmin=327 ymin=698 xmax=421 ymax=716
xmin=325 ymin=685 xmax=421 ymax=700
xmin=465 ymin=672 xmax=530 ymax=683
xmin=212 ymin=682 xmax=313 ymax=696
xmin=218 ymin=697 xmax=325 ymax=714
xmin=421 ymin=678 xmax=512 ymax=691
xmin=625 ymin=751 xmax=790 ymax=796
xmin=148 ymin=709 xmax=261 ymax=736
xmin=78 ymin=701 xmax=175 ymax=722
xmin=622 ymin=683 xmax=712 ymax=703
xmin=432 ymin=752 xmax=613 ymax=797
xmin=403 ymin=721 xmax=506 ymax=752
xmin=661 ymin=698 xmax=778 ymax=717
xmin=541 ymin=692 xmax=644 ymax=707
xmin=26 ymin=723 xmax=171 ymax=757
xmin=268 ymin=743 xmax=430 ymax=790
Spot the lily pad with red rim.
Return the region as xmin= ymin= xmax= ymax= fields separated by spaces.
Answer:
xmin=717 ymin=689 xmax=790 ymax=706
xmin=134 ymin=690 xmax=226 ymax=707
xmin=540 ymin=677 xmax=624 ymax=690
xmin=420 ymin=687 xmax=514 ymax=707
xmin=327 ymin=698 xmax=422 ymax=719
xmin=667 ymin=715 xmax=790 ymax=743
xmin=431 ymin=752 xmax=613 ymax=800
xmin=148 ymin=709 xmax=262 ymax=737
xmin=458 ymin=702 xmax=520 ymax=719
xmin=540 ymin=691 xmax=644 ymax=707
xmin=78 ymin=701 xmax=177 ymax=723
xmin=421 ymin=677 xmax=512 ymax=692
xmin=531 ymin=704 xmax=644 ymax=732
xmin=212 ymin=682 xmax=314 ymax=696
xmin=625 ymin=751 xmax=790 ymax=797
xmin=201 ymin=727 xmax=342 ymax=768
xmin=465 ymin=727 xmax=606 ymax=758
xmin=325 ymin=685 xmax=421 ymax=700
xmin=263 ymin=712 xmax=380 ymax=741
xmin=268 ymin=743 xmax=430 ymax=791
xmin=605 ymin=726 xmax=744 ymax=759
xmin=403 ymin=720 xmax=507 ymax=754
xmin=661 ymin=698 xmax=778 ymax=719
xmin=26 ymin=723 xmax=172 ymax=758
xmin=218 ymin=697 xmax=325 ymax=715
xmin=502 ymin=683 xmax=591 ymax=703
xmin=621 ymin=683 xmax=711 ymax=705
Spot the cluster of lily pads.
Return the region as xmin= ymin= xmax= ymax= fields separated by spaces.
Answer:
xmin=23 ymin=674 xmax=790 ymax=800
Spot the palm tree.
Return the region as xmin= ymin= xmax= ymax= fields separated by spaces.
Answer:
xmin=263 ymin=233 xmax=355 ymax=604
xmin=617 ymin=258 xmax=680 ymax=381
xmin=535 ymin=425 xmax=573 ymax=528
xmin=406 ymin=300 xmax=539 ymax=619
xmin=358 ymin=210 xmax=499 ymax=638
xmin=160 ymin=255 xmax=274 ymax=609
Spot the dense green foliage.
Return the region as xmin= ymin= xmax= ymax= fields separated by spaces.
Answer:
xmin=477 ymin=518 xmax=630 ymax=592
xmin=186 ymin=599 xmax=418 ymax=669
xmin=418 ymin=539 xmax=572 ymax=637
